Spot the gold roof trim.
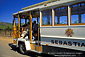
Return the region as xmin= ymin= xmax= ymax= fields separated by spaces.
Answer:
xmin=22 ymin=0 xmax=59 ymax=10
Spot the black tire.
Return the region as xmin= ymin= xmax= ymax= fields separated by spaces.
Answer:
xmin=19 ymin=43 xmax=26 ymax=54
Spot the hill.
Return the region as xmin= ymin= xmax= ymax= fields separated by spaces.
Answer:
xmin=0 ymin=22 xmax=12 ymax=30
xmin=0 ymin=22 xmax=24 ymax=30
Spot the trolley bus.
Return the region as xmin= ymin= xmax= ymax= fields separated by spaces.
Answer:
xmin=13 ymin=0 xmax=85 ymax=56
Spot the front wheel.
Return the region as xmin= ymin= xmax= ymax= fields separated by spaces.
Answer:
xmin=19 ymin=43 xmax=26 ymax=54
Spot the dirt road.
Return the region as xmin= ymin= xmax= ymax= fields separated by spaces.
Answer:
xmin=0 ymin=36 xmax=32 ymax=57
xmin=0 ymin=36 xmax=46 ymax=57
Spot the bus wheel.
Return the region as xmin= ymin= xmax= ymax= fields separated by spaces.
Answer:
xmin=19 ymin=43 xmax=26 ymax=54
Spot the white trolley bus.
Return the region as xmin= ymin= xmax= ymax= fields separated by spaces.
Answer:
xmin=13 ymin=0 xmax=85 ymax=56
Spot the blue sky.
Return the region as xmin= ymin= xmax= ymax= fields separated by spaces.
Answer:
xmin=0 ymin=0 xmax=46 ymax=23
xmin=0 ymin=0 xmax=85 ymax=24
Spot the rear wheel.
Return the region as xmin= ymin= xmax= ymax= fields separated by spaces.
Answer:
xmin=19 ymin=43 xmax=26 ymax=54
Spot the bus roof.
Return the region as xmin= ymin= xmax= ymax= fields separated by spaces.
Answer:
xmin=13 ymin=0 xmax=84 ymax=16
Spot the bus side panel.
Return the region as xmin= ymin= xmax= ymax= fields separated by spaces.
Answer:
xmin=41 ymin=37 xmax=85 ymax=51
xmin=40 ymin=26 xmax=85 ymax=52
xmin=40 ymin=27 xmax=85 ymax=38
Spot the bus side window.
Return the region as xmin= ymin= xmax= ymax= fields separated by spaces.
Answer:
xmin=42 ymin=9 xmax=52 ymax=26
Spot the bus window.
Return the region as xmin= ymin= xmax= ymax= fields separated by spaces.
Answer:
xmin=54 ymin=6 xmax=67 ymax=25
xmin=21 ymin=19 xmax=25 ymax=26
xmin=42 ymin=9 xmax=52 ymax=26
xmin=15 ymin=18 xmax=19 ymax=26
xmin=81 ymin=14 xmax=85 ymax=23
xmin=32 ymin=17 xmax=40 ymax=24
xmin=60 ymin=16 xmax=67 ymax=24
xmin=32 ymin=18 xmax=37 ymax=23
xmin=71 ymin=2 xmax=85 ymax=25
xmin=71 ymin=15 xmax=78 ymax=24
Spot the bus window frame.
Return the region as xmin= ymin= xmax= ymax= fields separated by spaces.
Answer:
xmin=70 ymin=2 xmax=85 ymax=25
xmin=54 ymin=6 xmax=68 ymax=26
xmin=41 ymin=9 xmax=52 ymax=26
